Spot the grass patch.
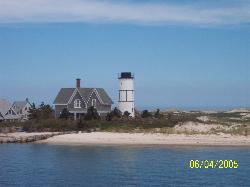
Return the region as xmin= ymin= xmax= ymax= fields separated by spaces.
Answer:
xmin=0 ymin=113 xmax=200 ymax=133
xmin=1 ymin=111 xmax=249 ymax=135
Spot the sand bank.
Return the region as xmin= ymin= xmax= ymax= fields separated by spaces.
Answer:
xmin=38 ymin=132 xmax=250 ymax=146
xmin=0 ymin=132 xmax=63 ymax=143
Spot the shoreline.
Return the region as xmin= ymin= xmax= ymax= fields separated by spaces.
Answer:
xmin=0 ymin=132 xmax=64 ymax=143
xmin=37 ymin=132 xmax=250 ymax=146
xmin=1 ymin=132 xmax=250 ymax=146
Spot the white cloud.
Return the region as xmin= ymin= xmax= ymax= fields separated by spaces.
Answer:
xmin=0 ymin=0 xmax=249 ymax=26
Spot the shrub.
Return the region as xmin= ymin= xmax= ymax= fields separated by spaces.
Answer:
xmin=154 ymin=109 xmax=163 ymax=119
xmin=28 ymin=102 xmax=54 ymax=120
xmin=77 ymin=119 xmax=86 ymax=130
xmin=22 ymin=119 xmax=77 ymax=132
xmin=112 ymin=107 xmax=122 ymax=118
xmin=105 ymin=107 xmax=122 ymax=121
xmin=123 ymin=111 xmax=131 ymax=117
xmin=141 ymin=110 xmax=152 ymax=118
xmin=60 ymin=108 xmax=70 ymax=120
xmin=106 ymin=113 xmax=112 ymax=121
xmin=84 ymin=106 xmax=101 ymax=120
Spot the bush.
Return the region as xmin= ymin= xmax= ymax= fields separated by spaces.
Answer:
xmin=0 ymin=109 xmax=213 ymax=133
xmin=28 ymin=102 xmax=54 ymax=120
xmin=141 ymin=110 xmax=152 ymax=118
xmin=106 ymin=107 xmax=122 ymax=121
xmin=112 ymin=107 xmax=122 ymax=118
xmin=123 ymin=111 xmax=131 ymax=117
xmin=77 ymin=119 xmax=86 ymax=130
xmin=84 ymin=106 xmax=101 ymax=120
xmin=154 ymin=109 xmax=163 ymax=119
xmin=60 ymin=108 xmax=70 ymax=120
xmin=106 ymin=113 xmax=112 ymax=121
xmin=22 ymin=119 xmax=77 ymax=132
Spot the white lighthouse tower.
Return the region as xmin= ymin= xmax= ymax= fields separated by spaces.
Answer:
xmin=118 ymin=72 xmax=135 ymax=117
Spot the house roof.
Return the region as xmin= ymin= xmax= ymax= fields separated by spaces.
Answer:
xmin=96 ymin=88 xmax=113 ymax=104
xmin=0 ymin=112 xmax=4 ymax=120
xmin=53 ymin=88 xmax=75 ymax=104
xmin=78 ymin=88 xmax=94 ymax=102
xmin=12 ymin=99 xmax=31 ymax=113
xmin=0 ymin=99 xmax=12 ymax=116
xmin=54 ymin=88 xmax=113 ymax=105
xmin=13 ymin=101 xmax=26 ymax=109
xmin=4 ymin=114 xmax=20 ymax=120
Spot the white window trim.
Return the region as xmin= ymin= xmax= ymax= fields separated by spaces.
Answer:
xmin=87 ymin=89 xmax=103 ymax=104
xmin=92 ymin=99 xmax=97 ymax=108
xmin=67 ymin=88 xmax=87 ymax=107
xmin=74 ymin=99 xmax=81 ymax=108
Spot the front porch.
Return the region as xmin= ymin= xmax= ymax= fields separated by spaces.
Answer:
xmin=69 ymin=110 xmax=110 ymax=120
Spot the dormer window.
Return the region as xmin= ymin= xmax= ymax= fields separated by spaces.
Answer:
xmin=91 ymin=99 xmax=96 ymax=108
xmin=74 ymin=99 xmax=81 ymax=108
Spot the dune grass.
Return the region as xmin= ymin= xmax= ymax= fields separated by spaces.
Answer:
xmin=1 ymin=111 xmax=250 ymax=135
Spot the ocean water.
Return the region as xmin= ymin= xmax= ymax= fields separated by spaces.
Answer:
xmin=0 ymin=144 xmax=250 ymax=187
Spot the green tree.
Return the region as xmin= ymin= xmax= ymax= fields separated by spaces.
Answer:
xmin=28 ymin=102 xmax=54 ymax=120
xmin=60 ymin=108 xmax=70 ymax=120
xmin=28 ymin=103 xmax=38 ymax=120
xmin=39 ymin=103 xmax=54 ymax=119
xmin=84 ymin=106 xmax=100 ymax=120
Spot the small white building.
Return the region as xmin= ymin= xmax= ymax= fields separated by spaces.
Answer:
xmin=118 ymin=72 xmax=135 ymax=117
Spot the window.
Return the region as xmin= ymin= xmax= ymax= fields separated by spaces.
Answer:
xmin=92 ymin=99 xmax=97 ymax=108
xmin=74 ymin=99 xmax=81 ymax=108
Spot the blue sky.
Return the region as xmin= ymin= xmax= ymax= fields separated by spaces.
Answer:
xmin=0 ymin=0 xmax=249 ymax=110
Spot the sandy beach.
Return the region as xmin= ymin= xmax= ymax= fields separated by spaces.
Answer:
xmin=38 ymin=132 xmax=250 ymax=146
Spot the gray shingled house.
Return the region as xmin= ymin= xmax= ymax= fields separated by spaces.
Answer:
xmin=12 ymin=99 xmax=32 ymax=121
xmin=0 ymin=98 xmax=31 ymax=122
xmin=54 ymin=79 xmax=113 ymax=119
xmin=0 ymin=99 xmax=11 ymax=122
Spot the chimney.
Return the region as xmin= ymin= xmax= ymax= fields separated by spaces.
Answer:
xmin=76 ymin=78 xmax=81 ymax=88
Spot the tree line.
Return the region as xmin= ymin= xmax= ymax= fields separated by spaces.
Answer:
xmin=28 ymin=102 xmax=164 ymax=121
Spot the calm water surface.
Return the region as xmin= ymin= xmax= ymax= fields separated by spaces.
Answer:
xmin=0 ymin=144 xmax=249 ymax=187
